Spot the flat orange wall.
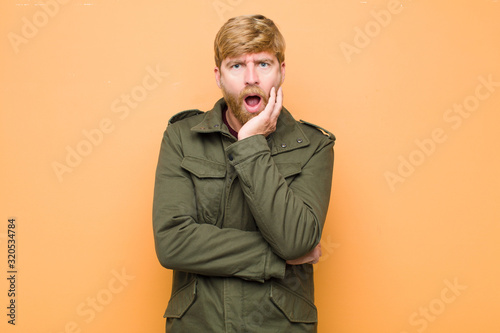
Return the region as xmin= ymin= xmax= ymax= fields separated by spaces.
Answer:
xmin=1 ymin=1 xmax=499 ymax=332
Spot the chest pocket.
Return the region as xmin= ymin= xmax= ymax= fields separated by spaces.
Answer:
xmin=181 ymin=156 xmax=226 ymax=225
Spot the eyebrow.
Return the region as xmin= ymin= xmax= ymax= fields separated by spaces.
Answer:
xmin=225 ymin=59 xmax=242 ymax=67
xmin=225 ymin=58 xmax=275 ymax=69
xmin=254 ymin=57 xmax=274 ymax=64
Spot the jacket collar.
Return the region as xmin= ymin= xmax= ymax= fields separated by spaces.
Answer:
xmin=191 ymin=98 xmax=310 ymax=155
xmin=191 ymin=98 xmax=228 ymax=135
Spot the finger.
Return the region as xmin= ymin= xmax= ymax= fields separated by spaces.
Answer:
xmin=270 ymin=86 xmax=283 ymax=121
xmin=264 ymin=86 xmax=276 ymax=115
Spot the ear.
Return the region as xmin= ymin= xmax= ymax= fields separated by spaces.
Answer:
xmin=214 ymin=66 xmax=221 ymax=88
xmin=280 ymin=62 xmax=286 ymax=84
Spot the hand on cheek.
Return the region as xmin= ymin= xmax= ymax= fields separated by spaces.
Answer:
xmin=238 ymin=86 xmax=283 ymax=141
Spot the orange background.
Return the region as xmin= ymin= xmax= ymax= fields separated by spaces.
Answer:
xmin=1 ymin=1 xmax=500 ymax=332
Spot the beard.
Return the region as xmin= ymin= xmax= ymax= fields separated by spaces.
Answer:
xmin=221 ymin=84 xmax=269 ymax=126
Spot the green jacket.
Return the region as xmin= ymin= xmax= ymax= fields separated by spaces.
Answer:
xmin=153 ymin=98 xmax=335 ymax=332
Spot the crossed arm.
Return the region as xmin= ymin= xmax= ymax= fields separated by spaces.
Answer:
xmin=153 ymin=87 xmax=331 ymax=282
xmin=237 ymin=86 xmax=323 ymax=265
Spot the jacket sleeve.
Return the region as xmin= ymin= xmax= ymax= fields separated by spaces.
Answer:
xmin=225 ymin=133 xmax=334 ymax=261
xmin=153 ymin=124 xmax=286 ymax=282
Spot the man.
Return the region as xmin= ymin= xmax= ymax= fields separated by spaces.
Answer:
xmin=153 ymin=14 xmax=335 ymax=332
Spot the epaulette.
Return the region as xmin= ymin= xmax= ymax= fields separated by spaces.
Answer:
xmin=299 ymin=119 xmax=336 ymax=141
xmin=168 ymin=110 xmax=204 ymax=125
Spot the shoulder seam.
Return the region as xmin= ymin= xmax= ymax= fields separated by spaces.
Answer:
xmin=299 ymin=119 xmax=336 ymax=141
xmin=168 ymin=110 xmax=204 ymax=125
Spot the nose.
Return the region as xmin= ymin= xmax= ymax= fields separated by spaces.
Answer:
xmin=244 ymin=64 xmax=259 ymax=85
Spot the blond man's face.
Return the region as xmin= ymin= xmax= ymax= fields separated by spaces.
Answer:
xmin=215 ymin=51 xmax=285 ymax=127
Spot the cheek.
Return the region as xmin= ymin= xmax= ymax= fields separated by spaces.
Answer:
xmin=267 ymin=71 xmax=283 ymax=88
xmin=276 ymin=71 xmax=284 ymax=85
xmin=221 ymin=77 xmax=243 ymax=94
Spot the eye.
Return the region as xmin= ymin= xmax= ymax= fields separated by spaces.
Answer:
xmin=232 ymin=63 xmax=241 ymax=69
xmin=259 ymin=62 xmax=269 ymax=68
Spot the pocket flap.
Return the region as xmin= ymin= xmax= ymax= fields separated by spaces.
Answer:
xmin=270 ymin=282 xmax=317 ymax=323
xmin=275 ymin=162 xmax=302 ymax=178
xmin=181 ymin=156 xmax=226 ymax=178
xmin=164 ymin=278 xmax=197 ymax=318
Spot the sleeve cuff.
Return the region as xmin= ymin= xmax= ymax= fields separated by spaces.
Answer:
xmin=265 ymin=246 xmax=286 ymax=280
xmin=226 ymin=135 xmax=270 ymax=165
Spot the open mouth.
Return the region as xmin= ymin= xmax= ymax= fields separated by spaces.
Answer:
xmin=243 ymin=95 xmax=262 ymax=113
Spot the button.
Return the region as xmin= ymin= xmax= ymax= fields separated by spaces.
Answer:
xmin=214 ymin=124 xmax=220 ymax=128
xmin=228 ymin=154 xmax=233 ymax=161
xmin=297 ymin=138 xmax=303 ymax=143
xmin=281 ymin=143 xmax=287 ymax=148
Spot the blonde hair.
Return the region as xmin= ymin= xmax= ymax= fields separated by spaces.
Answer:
xmin=214 ymin=14 xmax=285 ymax=68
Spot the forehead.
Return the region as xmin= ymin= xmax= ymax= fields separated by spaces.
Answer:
xmin=222 ymin=51 xmax=278 ymax=64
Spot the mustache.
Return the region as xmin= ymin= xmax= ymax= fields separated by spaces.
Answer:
xmin=238 ymin=85 xmax=268 ymax=103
